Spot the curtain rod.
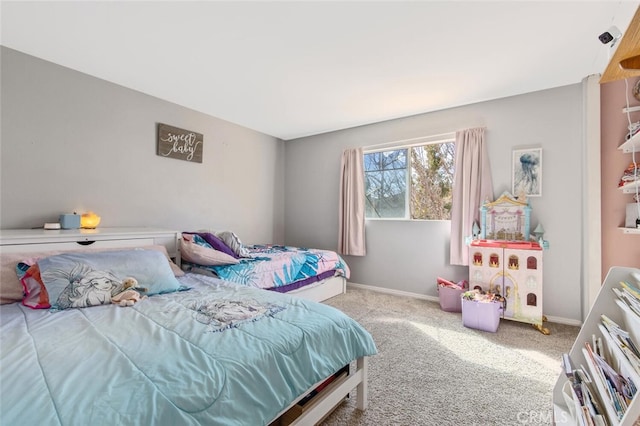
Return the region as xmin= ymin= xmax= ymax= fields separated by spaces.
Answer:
xmin=362 ymin=131 xmax=456 ymax=151
xmin=361 ymin=127 xmax=486 ymax=151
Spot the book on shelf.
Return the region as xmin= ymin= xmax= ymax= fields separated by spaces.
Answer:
xmin=582 ymin=344 xmax=620 ymax=424
xmin=612 ymin=287 xmax=640 ymax=318
xmin=582 ymin=338 xmax=638 ymax=424
xmin=620 ymin=280 xmax=640 ymax=300
xmin=562 ymin=351 xmax=610 ymax=426
xmin=600 ymin=315 xmax=640 ymax=377
xmin=620 ymin=281 xmax=640 ymax=311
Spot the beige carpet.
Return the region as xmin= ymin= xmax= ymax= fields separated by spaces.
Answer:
xmin=319 ymin=287 xmax=580 ymax=426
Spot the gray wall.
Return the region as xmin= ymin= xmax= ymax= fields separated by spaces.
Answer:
xmin=1 ymin=46 xmax=584 ymax=323
xmin=0 ymin=47 xmax=285 ymax=245
xmin=285 ymin=85 xmax=583 ymax=323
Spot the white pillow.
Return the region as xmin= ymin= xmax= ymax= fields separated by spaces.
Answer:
xmin=180 ymin=236 xmax=240 ymax=266
xmin=215 ymin=231 xmax=251 ymax=257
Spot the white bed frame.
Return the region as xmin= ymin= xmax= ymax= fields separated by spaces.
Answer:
xmin=184 ymin=264 xmax=347 ymax=304
xmin=182 ymin=229 xmax=348 ymax=303
xmin=0 ymin=228 xmax=369 ymax=424
xmin=272 ymin=356 xmax=369 ymax=425
xmin=285 ymin=275 xmax=346 ymax=303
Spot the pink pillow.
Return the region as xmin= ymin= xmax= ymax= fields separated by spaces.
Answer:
xmin=1 ymin=252 xmax=39 ymax=304
xmin=21 ymin=264 xmax=50 ymax=309
xmin=180 ymin=235 xmax=240 ymax=266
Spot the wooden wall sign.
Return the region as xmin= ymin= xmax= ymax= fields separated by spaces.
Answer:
xmin=157 ymin=123 xmax=203 ymax=163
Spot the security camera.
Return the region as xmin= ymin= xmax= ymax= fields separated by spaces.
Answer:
xmin=599 ymin=26 xmax=622 ymax=45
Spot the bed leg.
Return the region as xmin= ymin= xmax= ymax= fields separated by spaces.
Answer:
xmin=356 ymin=356 xmax=368 ymax=410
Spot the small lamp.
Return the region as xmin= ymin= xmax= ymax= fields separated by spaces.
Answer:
xmin=81 ymin=211 xmax=101 ymax=229
xmin=533 ymin=223 xmax=545 ymax=241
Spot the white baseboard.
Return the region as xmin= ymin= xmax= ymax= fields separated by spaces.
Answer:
xmin=542 ymin=315 xmax=581 ymax=327
xmin=347 ymin=282 xmax=439 ymax=303
xmin=346 ymin=282 xmax=582 ymax=327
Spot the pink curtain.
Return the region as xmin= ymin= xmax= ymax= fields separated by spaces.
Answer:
xmin=338 ymin=147 xmax=366 ymax=256
xmin=449 ymin=128 xmax=493 ymax=265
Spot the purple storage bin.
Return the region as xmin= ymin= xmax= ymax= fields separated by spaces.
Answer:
xmin=438 ymin=285 xmax=463 ymax=312
xmin=462 ymin=298 xmax=502 ymax=332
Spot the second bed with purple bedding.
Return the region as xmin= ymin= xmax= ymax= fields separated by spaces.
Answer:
xmin=182 ymin=241 xmax=350 ymax=292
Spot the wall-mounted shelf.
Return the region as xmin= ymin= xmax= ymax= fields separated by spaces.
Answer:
xmin=600 ymin=6 xmax=640 ymax=83
xmin=618 ymin=131 xmax=640 ymax=153
xmin=619 ymin=227 xmax=640 ymax=234
xmin=620 ymin=181 xmax=640 ymax=193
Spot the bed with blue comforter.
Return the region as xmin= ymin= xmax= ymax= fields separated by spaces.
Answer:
xmin=179 ymin=232 xmax=350 ymax=302
xmin=0 ymin=252 xmax=377 ymax=426
xmin=183 ymin=244 xmax=350 ymax=292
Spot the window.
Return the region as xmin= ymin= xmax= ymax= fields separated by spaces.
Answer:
xmin=364 ymin=139 xmax=455 ymax=220
xmin=364 ymin=149 xmax=407 ymax=218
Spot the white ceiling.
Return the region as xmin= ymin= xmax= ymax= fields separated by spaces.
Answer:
xmin=1 ymin=1 xmax=638 ymax=140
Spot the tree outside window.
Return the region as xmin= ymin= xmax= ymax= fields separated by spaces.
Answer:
xmin=364 ymin=141 xmax=455 ymax=220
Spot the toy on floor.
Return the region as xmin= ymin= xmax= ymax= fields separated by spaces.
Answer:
xmin=111 ymin=277 xmax=148 ymax=307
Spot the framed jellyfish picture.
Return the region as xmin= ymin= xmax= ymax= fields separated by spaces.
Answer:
xmin=512 ymin=147 xmax=542 ymax=197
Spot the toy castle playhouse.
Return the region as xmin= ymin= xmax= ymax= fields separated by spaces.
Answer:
xmin=468 ymin=192 xmax=548 ymax=334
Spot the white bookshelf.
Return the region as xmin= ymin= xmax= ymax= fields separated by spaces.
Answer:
xmin=552 ymin=266 xmax=640 ymax=425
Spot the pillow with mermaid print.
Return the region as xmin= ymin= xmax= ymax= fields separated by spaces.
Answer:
xmin=37 ymin=249 xmax=182 ymax=310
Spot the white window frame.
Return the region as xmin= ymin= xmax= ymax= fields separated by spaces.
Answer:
xmin=364 ymin=132 xmax=456 ymax=221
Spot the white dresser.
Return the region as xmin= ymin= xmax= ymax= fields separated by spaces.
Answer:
xmin=0 ymin=227 xmax=180 ymax=260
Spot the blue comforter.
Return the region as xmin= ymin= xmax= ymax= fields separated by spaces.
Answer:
xmin=0 ymin=273 xmax=377 ymax=426
xmin=183 ymin=245 xmax=350 ymax=290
